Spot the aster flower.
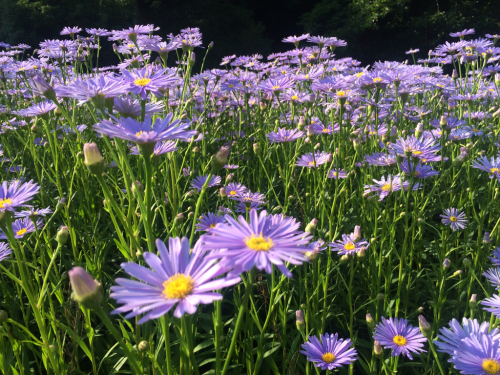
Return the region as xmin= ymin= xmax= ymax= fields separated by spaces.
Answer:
xmin=327 ymin=168 xmax=348 ymax=179
xmin=440 ymin=208 xmax=468 ymax=231
xmin=225 ymin=182 xmax=247 ymax=199
xmin=15 ymin=100 xmax=57 ymax=118
xmin=235 ymin=201 xmax=263 ymax=214
xmin=130 ymin=140 xmax=178 ymax=156
xmin=363 ymin=175 xmax=404 ymax=201
xmin=483 ymin=268 xmax=500 ymax=290
xmin=282 ymin=34 xmax=310 ymax=44
xmin=109 ymin=25 xmax=156 ymax=41
xmin=224 ymin=165 xmax=238 ymax=170
xmin=94 ymin=114 xmax=196 ymax=145
xmin=0 ymin=180 xmax=39 ymax=211
xmin=365 ymin=152 xmax=397 ymax=166
xmin=201 ymin=209 xmax=310 ymax=277
xmin=121 ymin=67 xmax=177 ymax=99
xmin=195 ymin=213 xmax=227 ymax=232
xmin=489 ymin=248 xmax=500 ymax=267
xmin=481 ymin=295 xmax=500 ymax=318
xmin=266 ymin=128 xmax=304 ymax=143
xmin=300 ymin=333 xmax=357 ymax=370
xmin=0 ymin=242 xmax=12 ymax=262
xmin=329 ymin=233 xmax=369 ymax=255
xmin=55 ymin=75 xmax=130 ymax=105
xmin=236 ymin=190 xmax=267 ymax=204
xmin=191 ymin=175 xmax=221 ymax=191
xmin=313 ymin=123 xmax=338 ymax=135
xmin=111 ymin=237 xmax=240 ymax=322
xmin=450 ymin=333 xmax=500 ymax=375
xmin=15 ymin=207 xmax=52 ymax=218
xmin=60 ymin=27 xmax=82 ymax=36
xmin=450 ymin=29 xmax=475 ymax=38
xmin=435 ymin=318 xmax=500 ymax=356
xmin=390 ymin=135 xmax=441 ymax=159
xmin=399 ymin=161 xmax=439 ymax=178
xmin=296 ymin=152 xmax=330 ymax=168
xmin=0 ymin=217 xmax=44 ymax=240
xmin=471 ymin=156 xmax=500 ymax=181
xmin=258 ymin=77 xmax=295 ymax=94
xmin=113 ymin=97 xmax=164 ymax=118
xmin=373 ymin=317 xmax=427 ymax=359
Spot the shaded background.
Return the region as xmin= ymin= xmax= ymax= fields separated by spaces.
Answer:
xmin=0 ymin=0 xmax=498 ymax=68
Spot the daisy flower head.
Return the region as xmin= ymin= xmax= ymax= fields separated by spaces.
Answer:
xmin=481 ymin=295 xmax=500 ymax=318
xmin=471 ymin=156 xmax=500 ymax=182
xmin=300 ymin=333 xmax=357 ymax=370
xmin=94 ymin=114 xmax=196 ymax=147
xmin=440 ymin=208 xmax=467 ymax=231
xmin=489 ymin=248 xmax=500 ymax=267
xmin=266 ymin=127 xmax=304 ymax=143
xmin=365 ymin=152 xmax=397 ymax=167
xmin=450 ymin=333 xmax=500 ymax=375
xmin=191 ymin=175 xmax=221 ymax=192
xmin=195 ymin=212 xmax=227 ymax=232
xmin=329 ymin=233 xmax=369 ymax=255
xmin=0 ymin=179 xmax=39 ymax=212
xmin=483 ymin=268 xmax=500 ymax=290
xmin=327 ymin=168 xmax=348 ymax=179
xmin=399 ymin=161 xmax=439 ymax=178
xmin=225 ymin=182 xmax=247 ymax=200
xmin=121 ymin=66 xmax=177 ymax=100
xmin=0 ymin=217 xmax=44 ymax=240
xmin=304 ymin=239 xmax=326 ymax=261
xmin=0 ymin=242 xmax=12 ymax=262
xmin=373 ymin=317 xmax=427 ymax=359
xmin=110 ymin=237 xmax=240 ymax=323
xmin=363 ymin=175 xmax=403 ymax=201
xmin=14 ymin=207 xmax=52 ymax=219
xmin=201 ymin=209 xmax=311 ymax=277
xmin=258 ymin=77 xmax=295 ymax=94
xmin=296 ymin=151 xmax=330 ymax=168
xmin=130 ymin=140 xmax=178 ymax=156
xmin=390 ymin=135 xmax=441 ymax=159
xmin=435 ymin=318 xmax=500 ymax=356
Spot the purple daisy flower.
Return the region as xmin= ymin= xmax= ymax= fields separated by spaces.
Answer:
xmin=0 ymin=217 xmax=44 ymax=240
xmin=481 ymin=295 xmax=500 ymax=318
xmin=130 ymin=140 xmax=178 ymax=156
xmin=304 ymin=239 xmax=326 ymax=261
xmin=266 ymin=128 xmax=304 ymax=143
xmin=296 ymin=152 xmax=330 ymax=168
xmin=363 ymin=175 xmax=403 ymax=201
xmin=94 ymin=114 xmax=196 ymax=145
xmin=113 ymin=97 xmax=165 ymax=118
xmin=365 ymin=152 xmax=397 ymax=167
xmin=329 ymin=233 xmax=369 ymax=255
xmin=471 ymin=156 xmax=500 ymax=181
xmin=327 ymin=168 xmax=348 ymax=179
xmin=55 ymin=75 xmax=130 ymax=105
xmin=399 ymin=161 xmax=439 ymax=179
xmin=0 ymin=242 xmax=12 ymax=262
xmin=201 ymin=209 xmax=310 ymax=277
xmin=110 ymin=237 xmax=240 ymax=323
xmin=191 ymin=175 xmax=221 ymax=191
xmin=235 ymin=201 xmax=263 ymax=214
xmin=109 ymin=25 xmax=156 ymax=41
xmin=0 ymin=180 xmax=39 ymax=212
xmin=225 ymin=182 xmax=247 ymax=199
xmin=258 ymin=77 xmax=295 ymax=94
xmin=436 ymin=318 xmax=500 ymax=356
xmin=14 ymin=207 xmax=52 ymax=218
xmin=390 ymin=135 xmax=441 ymax=159
xmin=300 ymin=333 xmax=357 ymax=370
xmin=373 ymin=317 xmax=427 ymax=359
xmin=60 ymin=26 xmax=82 ymax=35
xmin=195 ymin=213 xmax=227 ymax=232
xmin=483 ymin=268 xmax=500 ymax=290
xmin=440 ymin=208 xmax=467 ymax=231
xmin=282 ymin=34 xmax=310 ymax=44
xmin=489 ymin=248 xmax=500 ymax=267
xmin=121 ymin=67 xmax=177 ymax=100
xmin=236 ymin=190 xmax=267 ymax=205
xmin=224 ymin=164 xmax=238 ymax=170
xmin=15 ymin=100 xmax=57 ymax=118
xmin=450 ymin=28 xmax=475 ymax=38
xmin=450 ymin=333 xmax=500 ymax=375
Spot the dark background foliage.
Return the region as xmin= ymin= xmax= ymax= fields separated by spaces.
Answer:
xmin=0 ymin=0 xmax=498 ymax=67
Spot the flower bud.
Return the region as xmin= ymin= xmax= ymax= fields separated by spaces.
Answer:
xmin=352 ymin=226 xmax=362 ymax=242
xmin=452 ymin=69 xmax=459 ymax=79
xmin=415 ymin=123 xmax=424 ymax=138
xmin=484 ymin=232 xmax=491 ymax=244
xmin=226 ymin=173 xmax=234 ymax=182
xmin=463 ymin=258 xmax=471 ymax=268
xmin=83 ymin=143 xmax=105 ymax=175
xmin=452 ymin=270 xmax=462 ymax=277
xmin=56 ymin=226 xmax=70 ymax=245
xmin=298 ymin=116 xmax=305 ymax=130
xmin=296 ymin=310 xmax=305 ymax=332
xmin=208 ymin=41 xmax=214 ymax=50
xmin=56 ymin=198 xmax=67 ymax=212
xmin=357 ymin=247 xmax=366 ymax=258
xmin=138 ymin=340 xmax=149 ymax=352
xmin=211 ymin=146 xmax=230 ymax=173
xmin=418 ymin=315 xmax=432 ymax=338
xmin=68 ymin=267 xmax=102 ymax=309
xmin=174 ymin=213 xmax=184 ymax=224
xmin=189 ymin=52 xmax=196 ymax=68
xmin=443 ymin=258 xmax=450 ymax=268
xmin=340 ymin=254 xmax=349 ymax=264
xmin=192 ymin=146 xmax=199 ymax=153
xmin=220 ymin=187 xmax=228 ymax=198
xmin=305 ymin=218 xmax=318 ymax=233
xmin=469 ymin=294 xmax=477 ymax=309
xmin=374 ymin=340 xmax=384 ymax=357
xmin=366 ymin=313 xmax=375 ymax=330
xmin=32 ymin=75 xmax=56 ymax=101
xmin=253 ymin=143 xmax=261 ymax=155
xmin=390 ymin=126 xmax=398 ymax=139
xmin=439 ymin=116 xmax=447 ymax=128
xmin=325 ymin=153 xmax=333 ymax=163
xmin=306 ymin=125 xmax=315 ymax=137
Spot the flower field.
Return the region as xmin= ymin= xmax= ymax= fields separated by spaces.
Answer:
xmin=0 ymin=25 xmax=500 ymax=374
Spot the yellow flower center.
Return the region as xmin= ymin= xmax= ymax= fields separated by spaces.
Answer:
xmin=272 ymin=85 xmax=281 ymax=90
xmin=450 ymin=216 xmax=457 ymax=222
xmin=337 ymin=91 xmax=346 ymax=97
xmin=490 ymin=168 xmax=500 ymax=174
xmin=209 ymin=224 xmax=217 ymax=228
xmin=393 ymin=335 xmax=407 ymax=346
xmin=356 ymin=72 xmax=364 ymax=78
xmin=134 ymin=78 xmax=151 ymax=87
xmin=135 ymin=131 xmax=150 ymax=138
xmin=228 ymin=84 xmax=234 ymax=88
xmin=0 ymin=198 xmax=13 ymax=208
xmin=16 ymin=228 xmax=28 ymax=237
xmin=162 ymin=274 xmax=194 ymax=299
xmin=305 ymin=75 xmax=309 ymax=79
xmin=292 ymin=95 xmax=298 ymax=100
xmin=308 ymin=161 xmax=316 ymax=166
xmin=381 ymin=183 xmax=391 ymax=191
xmin=373 ymin=77 xmax=383 ymax=83
xmin=482 ymin=359 xmax=500 ymax=375
xmin=322 ymin=352 xmax=336 ymax=363
xmin=412 ymin=151 xmax=422 ymax=155
xmin=344 ymin=242 xmax=355 ymax=250
xmin=245 ymin=234 xmax=273 ymax=251
xmin=230 ymin=190 xmax=237 ymax=195
xmin=414 ymin=171 xmax=420 ymax=176
xmin=322 ymin=129 xmax=329 ymax=133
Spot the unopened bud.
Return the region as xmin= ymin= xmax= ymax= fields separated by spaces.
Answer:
xmin=305 ymin=218 xmax=318 ymax=233
xmin=68 ymin=267 xmax=102 ymax=309
xmin=220 ymin=187 xmax=227 ymax=198
xmin=138 ymin=341 xmax=149 ymax=352
xmin=469 ymin=294 xmax=477 ymax=309
xmin=366 ymin=313 xmax=375 ymax=330
xmin=357 ymin=247 xmax=366 ymax=258
xmin=374 ymin=340 xmax=384 ymax=357
xmin=484 ymin=232 xmax=491 ymax=244
xmin=463 ymin=258 xmax=471 ymax=268
xmin=439 ymin=116 xmax=447 ymax=128
xmin=174 ymin=213 xmax=184 ymax=224
xmin=352 ymin=226 xmax=362 ymax=242
xmin=418 ymin=315 xmax=432 ymax=338
xmin=211 ymin=146 xmax=230 ymax=173
xmin=83 ymin=143 xmax=105 ymax=175
xmin=253 ymin=143 xmax=261 ymax=155
xmin=56 ymin=226 xmax=70 ymax=245
xmin=340 ymin=254 xmax=349 ymax=264
xmin=56 ymin=198 xmax=67 ymax=212
xmin=306 ymin=125 xmax=315 ymax=137
xmin=415 ymin=123 xmax=424 ymax=138
xmin=298 ymin=116 xmax=305 ymax=130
